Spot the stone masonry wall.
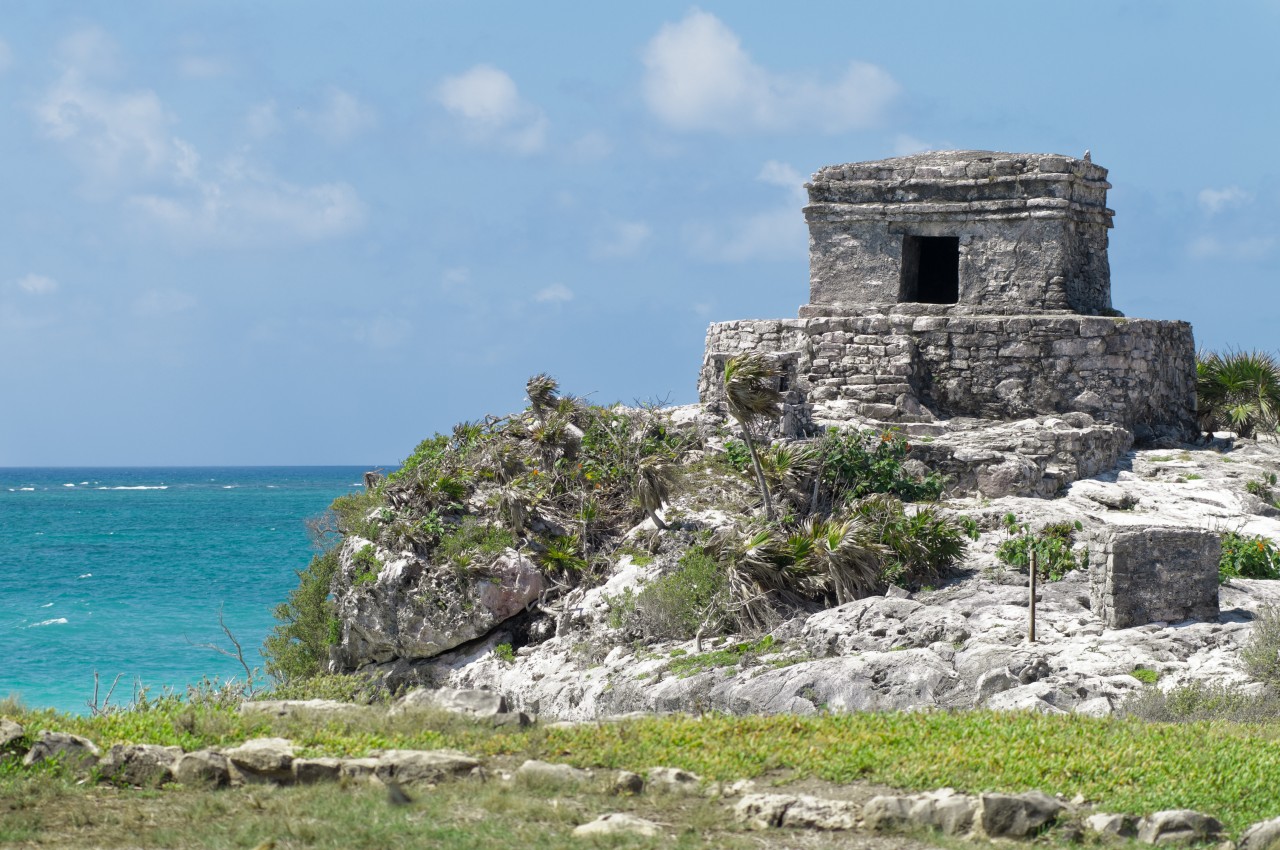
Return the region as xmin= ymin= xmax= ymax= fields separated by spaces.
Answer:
xmin=699 ymin=313 xmax=1196 ymax=438
xmin=1086 ymin=526 xmax=1221 ymax=628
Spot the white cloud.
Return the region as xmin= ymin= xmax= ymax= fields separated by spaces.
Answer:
xmin=0 ymin=38 xmax=13 ymax=73
xmin=178 ymin=56 xmax=231 ymax=79
xmin=132 ymin=289 xmax=196 ymax=317
xmin=642 ymin=10 xmax=898 ymax=135
xmin=1198 ymin=186 xmax=1250 ymax=215
xmin=35 ymin=31 xmax=366 ymax=246
xmin=593 ymin=220 xmax=651 ymax=258
xmin=437 ymin=64 xmax=547 ymax=154
xmin=245 ymin=100 xmax=281 ymax=138
xmin=441 ymin=267 xmax=470 ymax=289
xmin=686 ymin=160 xmax=807 ymax=262
xmin=301 ymin=88 xmax=377 ymax=143
xmin=16 ymin=274 xmax=58 ymax=295
xmin=351 ymin=315 xmax=413 ymax=350
xmin=1188 ymin=235 xmax=1275 ymax=261
xmin=534 ymin=283 xmax=574 ymax=303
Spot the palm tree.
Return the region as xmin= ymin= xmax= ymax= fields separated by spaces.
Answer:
xmin=635 ymin=456 xmax=677 ymax=530
xmin=526 ymin=373 xmax=559 ymax=426
xmin=1196 ymin=350 xmax=1280 ymax=438
xmin=723 ymin=354 xmax=783 ymax=520
xmin=797 ymin=516 xmax=883 ymax=604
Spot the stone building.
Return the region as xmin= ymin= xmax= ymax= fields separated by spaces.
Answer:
xmin=699 ymin=151 xmax=1196 ymax=440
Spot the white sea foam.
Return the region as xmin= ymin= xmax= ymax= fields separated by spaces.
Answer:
xmin=63 ymin=483 xmax=75 ymax=487
xmin=18 ymin=487 xmax=34 ymax=491
xmin=79 ymin=481 xmax=89 ymax=485
xmin=40 ymin=602 xmax=53 ymax=608
xmin=78 ymin=573 xmax=92 ymax=579
xmin=99 ymin=485 xmax=168 ymax=490
xmin=222 ymin=485 xmax=237 ymax=489
xmin=32 ymin=618 xmax=68 ymax=627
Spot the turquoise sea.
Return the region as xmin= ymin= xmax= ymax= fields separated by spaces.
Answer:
xmin=0 ymin=467 xmax=370 ymax=713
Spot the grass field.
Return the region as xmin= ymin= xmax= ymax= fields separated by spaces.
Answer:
xmin=6 ymin=700 xmax=1280 ymax=844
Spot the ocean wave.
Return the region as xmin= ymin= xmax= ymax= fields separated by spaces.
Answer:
xmin=31 ymin=618 xmax=68 ymax=627
xmin=18 ymin=487 xmax=34 ymax=491
xmin=40 ymin=602 xmax=53 ymax=608
xmin=96 ymin=485 xmax=169 ymax=491
xmin=78 ymin=573 xmax=92 ymax=579
xmin=63 ymin=483 xmax=75 ymax=487
xmin=222 ymin=485 xmax=237 ymax=489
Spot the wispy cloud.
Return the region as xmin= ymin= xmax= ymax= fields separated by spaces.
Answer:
xmin=686 ymin=160 xmax=807 ymax=262
xmin=1188 ymin=234 xmax=1275 ymax=261
xmin=16 ymin=273 xmax=59 ymax=295
xmin=1198 ymin=186 xmax=1250 ymax=215
xmin=36 ymin=28 xmax=366 ymax=246
xmin=132 ymin=289 xmax=196 ymax=317
xmin=300 ymin=88 xmax=377 ymax=144
xmin=592 ymin=220 xmax=651 ymax=258
xmin=437 ymin=64 xmax=547 ymax=154
xmin=642 ymin=10 xmax=898 ymax=135
xmin=534 ymin=283 xmax=573 ymax=303
xmin=0 ymin=37 xmax=13 ymax=74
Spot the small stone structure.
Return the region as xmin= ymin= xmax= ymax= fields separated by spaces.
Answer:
xmin=699 ymin=151 xmax=1197 ymax=440
xmin=1086 ymin=526 xmax=1220 ymax=628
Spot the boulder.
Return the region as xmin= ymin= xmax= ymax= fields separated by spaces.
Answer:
xmin=224 ymin=737 xmax=295 ymax=783
xmin=975 ymin=791 xmax=1063 ymax=838
xmin=1240 ymin=816 xmax=1280 ymax=850
xmin=374 ymin=749 xmax=479 ymax=785
xmin=331 ymin=541 xmax=544 ymax=667
xmin=1086 ymin=813 xmax=1138 ymax=840
xmin=293 ymin=757 xmax=344 ymax=784
xmin=22 ymin=731 xmax=100 ymax=775
xmin=610 ymin=770 xmax=644 ymax=795
xmin=1137 ymin=810 xmax=1225 ymax=845
xmin=515 ymin=759 xmax=590 ymax=786
xmin=174 ymin=750 xmax=231 ymax=789
xmin=646 ymin=766 xmax=701 ymax=794
xmin=863 ymin=790 xmax=976 ymax=836
xmin=734 ymin=793 xmax=860 ymax=830
xmin=573 ymin=813 xmax=661 ymax=838
xmin=0 ymin=718 xmax=26 ymax=755
xmin=99 ymin=743 xmax=182 ymax=787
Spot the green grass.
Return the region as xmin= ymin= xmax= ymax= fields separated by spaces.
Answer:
xmin=666 ymin=636 xmax=776 ymax=678
xmin=12 ymin=707 xmax=1280 ymax=832
xmin=1130 ymin=668 xmax=1160 ymax=685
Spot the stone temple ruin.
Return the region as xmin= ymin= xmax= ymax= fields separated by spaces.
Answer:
xmin=700 ymin=151 xmax=1216 ymax=630
xmin=698 ymin=151 xmax=1196 ymax=441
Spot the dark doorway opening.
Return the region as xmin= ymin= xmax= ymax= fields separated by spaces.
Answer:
xmin=900 ymin=236 xmax=959 ymax=304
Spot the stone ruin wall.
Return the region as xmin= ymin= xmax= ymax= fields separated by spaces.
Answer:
xmin=699 ymin=313 xmax=1196 ymax=438
xmin=805 ymin=153 xmax=1114 ymax=315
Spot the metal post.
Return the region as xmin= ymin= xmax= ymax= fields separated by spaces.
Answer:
xmin=1029 ymin=548 xmax=1038 ymax=643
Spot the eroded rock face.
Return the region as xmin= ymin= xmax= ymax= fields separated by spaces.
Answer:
xmin=330 ymin=538 xmax=543 ymax=669
xmin=100 ymin=744 xmax=182 ymax=787
xmin=22 ymin=731 xmax=100 ymax=775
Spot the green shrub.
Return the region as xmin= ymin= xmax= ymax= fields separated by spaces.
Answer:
xmin=853 ymin=496 xmax=972 ymax=589
xmin=1242 ymin=604 xmax=1280 ymax=688
xmin=1219 ymin=531 xmax=1280 ymax=582
xmin=437 ymin=517 xmax=517 ymax=569
xmin=1246 ymin=472 xmax=1279 ymax=504
xmin=262 ymin=549 xmax=342 ymax=683
xmin=1120 ymin=679 xmax=1280 ymax=723
xmin=996 ymin=515 xmax=1081 ymax=580
xmin=493 ymin=643 xmax=516 ymax=664
xmin=1130 ymin=668 xmax=1159 ymax=685
xmin=818 ymin=428 xmax=944 ymax=504
xmin=721 ymin=439 xmax=753 ymax=475
xmin=1196 ymin=349 xmax=1280 ymax=438
xmin=351 ymin=544 xmax=381 ymax=585
xmin=626 ymin=547 xmax=729 ymax=640
xmin=260 ymin=673 xmax=388 ymax=704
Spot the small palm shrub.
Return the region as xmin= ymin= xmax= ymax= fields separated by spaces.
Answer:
xmin=722 ymin=353 xmax=784 ymax=519
xmin=995 ymin=514 xmax=1082 ymax=580
xmin=1196 ymin=349 xmax=1280 ymax=438
xmin=1219 ymin=531 xmax=1280 ymax=581
xmin=854 ymin=495 xmax=975 ymax=588
xmin=816 ymin=428 xmax=944 ymax=506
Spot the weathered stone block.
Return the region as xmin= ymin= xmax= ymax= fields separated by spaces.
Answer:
xmin=1088 ymin=527 xmax=1220 ymax=629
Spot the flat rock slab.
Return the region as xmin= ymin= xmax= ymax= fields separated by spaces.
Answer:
xmin=516 ymin=759 xmax=591 ymax=786
xmin=976 ymin=791 xmax=1063 ymax=838
xmin=573 ymin=813 xmax=661 ymax=838
xmin=224 ymin=737 xmax=295 ymax=781
xmin=736 ymin=793 xmax=861 ymax=830
xmin=374 ymin=749 xmax=479 ymax=785
xmin=1240 ymin=816 xmax=1280 ymax=850
xmin=399 ymin=687 xmax=507 ymax=717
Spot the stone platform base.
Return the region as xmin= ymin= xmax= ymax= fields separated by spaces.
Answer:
xmin=699 ymin=312 xmax=1195 ymax=440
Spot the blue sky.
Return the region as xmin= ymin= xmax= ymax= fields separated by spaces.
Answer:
xmin=2 ymin=1 xmax=1278 ymax=466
